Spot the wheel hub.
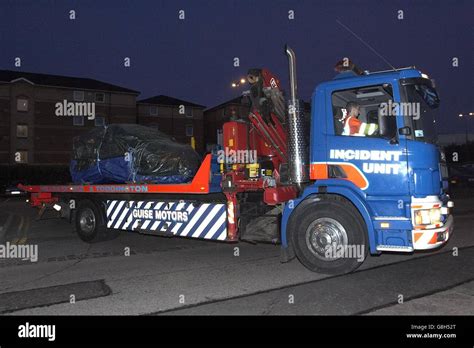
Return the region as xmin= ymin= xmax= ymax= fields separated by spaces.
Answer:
xmin=79 ymin=208 xmax=96 ymax=234
xmin=305 ymin=217 xmax=348 ymax=260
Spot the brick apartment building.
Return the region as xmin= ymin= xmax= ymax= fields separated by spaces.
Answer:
xmin=137 ymin=95 xmax=205 ymax=153
xmin=203 ymin=96 xmax=311 ymax=150
xmin=0 ymin=70 xmax=139 ymax=165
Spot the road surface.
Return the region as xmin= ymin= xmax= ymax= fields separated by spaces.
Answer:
xmin=0 ymin=193 xmax=472 ymax=315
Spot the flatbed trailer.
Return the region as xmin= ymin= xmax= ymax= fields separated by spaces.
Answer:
xmin=19 ymin=154 xmax=241 ymax=241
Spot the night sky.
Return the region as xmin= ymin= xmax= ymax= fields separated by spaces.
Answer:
xmin=0 ymin=0 xmax=472 ymax=133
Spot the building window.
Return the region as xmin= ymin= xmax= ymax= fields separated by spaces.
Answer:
xmin=73 ymin=116 xmax=84 ymax=126
xmin=95 ymin=93 xmax=105 ymax=103
xmin=95 ymin=116 xmax=105 ymax=127
xmin=16 ymin=124 xmax=28 ymax=138
xmin=73 ymin=91 xmax=84 ymax=101
xmin=15 ymin=151 xmax=28 ymax=164
xmin=185 ymin=124 xmax=194 ymax=137
xmin=149 ymin=106 xmax=158 ymax=116
xmin=185 ymin=107 xmax=193 ymax=118
xmin=17 ymin=98 xmax=28 ymax=112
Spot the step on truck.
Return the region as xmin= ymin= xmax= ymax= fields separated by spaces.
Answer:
xmin=20 ymin=45 xmax=454 ymax=274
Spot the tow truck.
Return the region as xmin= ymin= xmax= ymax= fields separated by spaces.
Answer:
xmin=20 ymin=46 xmax=454 ymax=274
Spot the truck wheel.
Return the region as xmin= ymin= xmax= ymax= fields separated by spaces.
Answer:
xmin=75 ymin=200 xmax=119 ymax=243
xmin=289 ymin=195 xmax=368 ymax=274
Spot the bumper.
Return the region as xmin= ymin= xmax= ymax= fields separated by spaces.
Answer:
xmin=412 ymin=215 xmax=454 ymax=250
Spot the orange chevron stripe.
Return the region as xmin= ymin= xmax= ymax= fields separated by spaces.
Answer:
xmin=414 ymin=232 xmax=423 ymax=243
xmin=428 ymin=233 xmax=438 ymax=244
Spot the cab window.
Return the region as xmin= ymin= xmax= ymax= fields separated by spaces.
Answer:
xmin=331 ymin=84 xmax=397 ymax=139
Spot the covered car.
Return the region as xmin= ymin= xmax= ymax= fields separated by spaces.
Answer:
xmin=70 ymin=124 xmax=201 ymax=184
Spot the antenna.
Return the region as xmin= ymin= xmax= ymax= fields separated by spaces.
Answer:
xmin=336 ymin=19 xmax=396 ymax=70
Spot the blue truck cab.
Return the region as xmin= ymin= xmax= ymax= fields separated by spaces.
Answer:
xmin=282 ymin=67 xmax=454 ymax=274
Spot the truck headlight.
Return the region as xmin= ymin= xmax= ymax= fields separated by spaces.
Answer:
xmin=414 ymin=208 xmax=441 ymax=226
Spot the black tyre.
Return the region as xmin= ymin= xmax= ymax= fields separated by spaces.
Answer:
xmin=75 ymin=200 xmax=119 ymax=243
xmin=289 ymin=194 xmax=368 ymax=274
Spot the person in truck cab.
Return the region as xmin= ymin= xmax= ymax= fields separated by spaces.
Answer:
xmin=341 ymin=101 xmax=378 ymax=136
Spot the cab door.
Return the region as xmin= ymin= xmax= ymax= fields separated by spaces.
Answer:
xmin=322 ymin=77 xmax=410 ymax=217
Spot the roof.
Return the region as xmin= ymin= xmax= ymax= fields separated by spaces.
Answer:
xmin=204 ymin=96 xmax=245 ymax=113
xmin=204 ymin=95 xmax=311 ymax=115
xmin=0 ymin=69 xmax=140 ymax=94
xmin=320 ymin=68 xmax=423 ymax=90
xmin=138 ymin=95 xmax=205 ymax=108
xmin=438 ymin=133 xmax=474 ymax=145
xmin=333 ymin=67 xmax=418 ymax=81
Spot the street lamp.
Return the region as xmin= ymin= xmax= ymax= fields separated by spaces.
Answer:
xmin=458 ymin=112 xmax=474 ymax=146
xmin=231 ymin=78 xmax=247 ymax=88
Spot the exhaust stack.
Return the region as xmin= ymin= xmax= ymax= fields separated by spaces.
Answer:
xmin=285 ymin=45 xmax=308 ymax=187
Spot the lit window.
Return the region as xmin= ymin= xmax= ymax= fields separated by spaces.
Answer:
xmin=17 ymin=98 xmax=28 ymax=112
xmin=73 ymin=116 xmax=84 ymax=126
xmin=95 ymin=116 xmax=105 ymax=127
xmin=95 ymin=93 xmax=105 ymax=103
xmin=73 ymin=91 xmax=84 ymax=101
xmin=185 ymin=125 xmax=193 ymax=137
xmin=15 ymin=151 xmax=28 ymax=163
xmin=16 ymin=124 xmax=28 ymax=138
xmin=150 ymin=106 xmax=158 ymax=116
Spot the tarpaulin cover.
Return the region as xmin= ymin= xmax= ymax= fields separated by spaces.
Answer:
xmin=70 ymin=124 xmax=201 ymax=184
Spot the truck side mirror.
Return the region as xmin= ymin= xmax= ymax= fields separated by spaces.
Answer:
xmin=378 ymin=114 xmax=396 ymax=139
xmin=398 ymin=126 xmax=411 ymax=136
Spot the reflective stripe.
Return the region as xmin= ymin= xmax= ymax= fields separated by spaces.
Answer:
xmin=342 ymin=116 xmax=352 ymax=135
xmin=106 ymin=200 xmax=227 ymax=240
xmin=343 ymin=116 xmax=378 ymax=136
xmin=227 ymin=201 xmax=235 ymax=224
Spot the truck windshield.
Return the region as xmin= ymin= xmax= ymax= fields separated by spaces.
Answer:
xmin=401 ymin=77 xmax=440 ymax=143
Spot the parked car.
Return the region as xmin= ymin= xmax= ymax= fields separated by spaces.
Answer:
xmin=448 ymin=165 xmax=474 ymax=186
xmin=2 ymin=179 xmax=26 ymax=196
